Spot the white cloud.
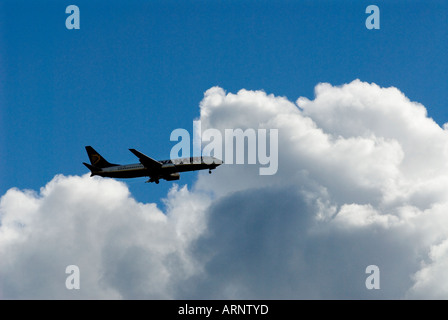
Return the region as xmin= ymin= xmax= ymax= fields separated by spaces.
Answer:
xmin=2 ymin=80 xmax=448 ymax=299
xmin=193 ymin=80 xmax=448 ymax=299
xmin=406 ymin=237 xmax=448 ymax=299
xmin=0 ymin=175 xmax=208 ymax=299
xmin=332 ymin=203 xmax=400 ymax=228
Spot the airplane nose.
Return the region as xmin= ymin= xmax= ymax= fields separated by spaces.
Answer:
xmin=213 ymin=157 xmax=223 ymax=165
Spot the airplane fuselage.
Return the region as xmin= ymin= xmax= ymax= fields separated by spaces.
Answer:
xmin=92 ymin=156 xmax=221 ymax=180
xmin=83 ymin=146 xmax=222 ymax=184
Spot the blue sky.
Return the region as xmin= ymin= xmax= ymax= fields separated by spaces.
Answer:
xmin=1 ymin=0 xmax=447 ymax=204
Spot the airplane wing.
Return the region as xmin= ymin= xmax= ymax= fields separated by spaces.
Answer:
xmin=129 ymin=149 xmax=163 ymax=170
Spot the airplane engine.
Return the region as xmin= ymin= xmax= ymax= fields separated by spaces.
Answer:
xmin=164 ymin=172 xmax=180 ymax=181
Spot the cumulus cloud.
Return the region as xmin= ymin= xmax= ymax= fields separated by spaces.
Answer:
xmin=194 ymin=80 xmax=448 ymax=299
xmin=2 ymin=80 xmax=448 ymax=299
xmin=0 ymin=175 xmax=209 ymax=299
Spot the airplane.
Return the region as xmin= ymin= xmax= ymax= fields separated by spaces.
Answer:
xmin=83 ymin=146 xmax=222 ymax=184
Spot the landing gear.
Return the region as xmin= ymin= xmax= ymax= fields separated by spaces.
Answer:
xmin=209 ymin=169 xmax=212 ymax=174
xmin=146 ymin=177 xmax=159 ymax=184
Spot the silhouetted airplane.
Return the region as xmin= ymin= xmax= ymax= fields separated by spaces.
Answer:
xmin=83 ymin=146 xmax=222 ymax=184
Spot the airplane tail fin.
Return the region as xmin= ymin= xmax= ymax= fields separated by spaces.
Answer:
xmin=85 ymin=146 xmax=119 ymax=168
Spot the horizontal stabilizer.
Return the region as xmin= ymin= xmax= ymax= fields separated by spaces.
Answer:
xmin=83 ymin=162 xmax=100 ymax=176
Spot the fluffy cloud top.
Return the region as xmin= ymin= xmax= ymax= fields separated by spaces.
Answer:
xmin=2 ymin=80 xmax=448 ymax=299
xmin=0 ymin=176 xmax=208 ymax=299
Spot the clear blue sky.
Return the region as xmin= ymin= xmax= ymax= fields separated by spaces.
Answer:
xmin=1 ymin=0 xmax=447 ymax=205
